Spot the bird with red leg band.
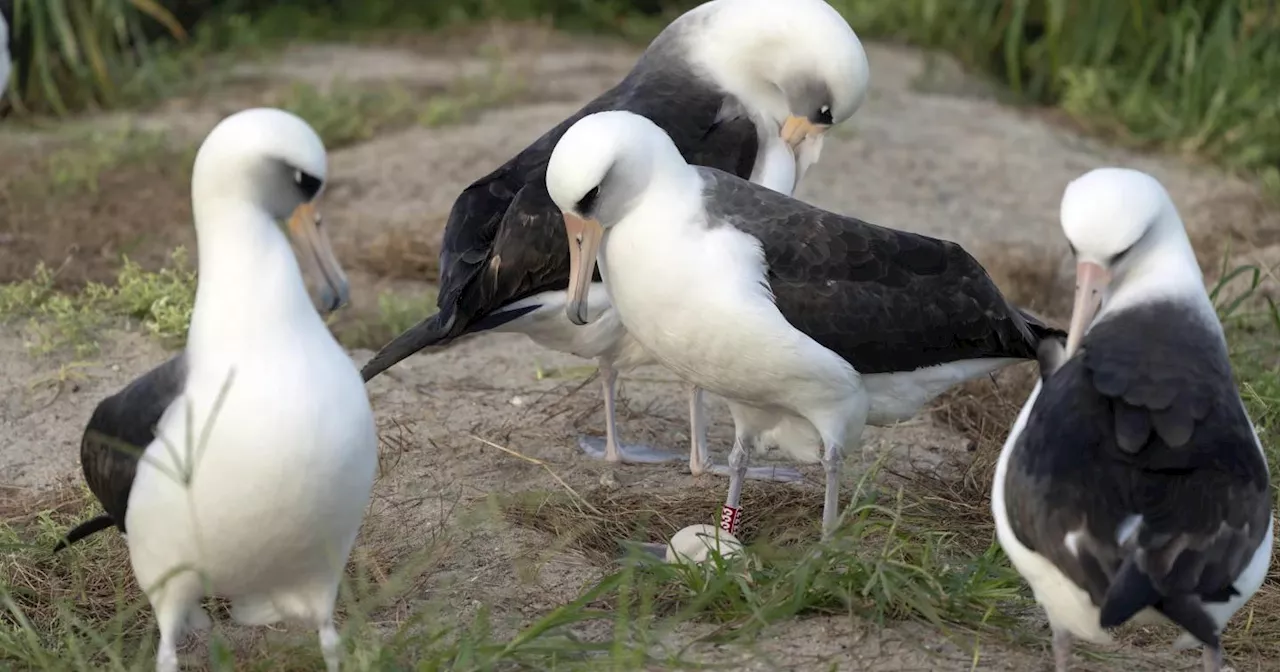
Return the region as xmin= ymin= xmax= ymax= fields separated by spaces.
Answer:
xmin=717 ymin=436 xmax=750 ymax=536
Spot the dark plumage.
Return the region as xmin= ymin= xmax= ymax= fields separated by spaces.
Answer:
xmin=54 ymin=355 xmax=187 ymax=551
xmin=359 ymin=43 xmax=760 ymax=382
xmin=697 ymin=167 xmax=1063 ymax=371
xmin=1002 ymin=301 xmax=1272 ymax=647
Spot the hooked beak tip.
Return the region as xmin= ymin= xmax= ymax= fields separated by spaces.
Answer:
xmin=323 ymin=285 xmax=350 ymax=313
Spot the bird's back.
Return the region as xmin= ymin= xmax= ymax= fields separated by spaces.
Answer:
xmin=696 ymin=167 xmax=1059 ymax=374
xmin=1003 ymin=300 xmax=1272 ymax=645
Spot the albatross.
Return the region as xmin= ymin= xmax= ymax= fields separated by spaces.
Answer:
xmin=359 ymin=0 xmax=869 ymax=481
xmin=545 ymin=110 xmax=1064 ymax=538
xmin=53 ymin=108 xmax=377 ymax=672
xmin=992 ymin=167 xmax=1274 ymax=672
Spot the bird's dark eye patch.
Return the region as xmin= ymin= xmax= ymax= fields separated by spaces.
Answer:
xmin=576 ymin=186 xmax=601 ymax=215
xmin=294 ymin=170 xmax=324 ymax=200
xmin=1107 ymin=227 xmax=1149 ymax=266
xmin=1107 ymin=243 xmax=1136 ymax=267
xmin=814 ymin=105 xmax=833 ymax=125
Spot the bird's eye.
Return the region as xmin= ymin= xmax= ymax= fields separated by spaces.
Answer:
xmin=1108 ymin=243 xmax=1136 ymax=267
xmin=816 ymin=105 xmax=833 ymax=125
xmin=294 ymin=169 xmax=324 ymax=200
xmin=576 ymin=186 xmax=601 ymax=215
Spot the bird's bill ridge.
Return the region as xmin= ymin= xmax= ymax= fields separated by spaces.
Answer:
xmin=287 ymin=202 xmax=350 ymax=313
xmin=563 ymin=211 xmax=604 ymax=326
xmin=1065 ymin=260 xmax=1110 ymax=356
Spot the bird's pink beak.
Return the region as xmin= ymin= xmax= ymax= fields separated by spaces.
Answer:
xmin=1065 ymin=261 xmax=1111 ymax=356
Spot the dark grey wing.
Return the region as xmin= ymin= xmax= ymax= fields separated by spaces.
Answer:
xmin=362 ymin=56 xmax=761 ymax=380
xmin=1003 ymin=304 xmax=1271 ymax=646
xmin=360 ymin=185 xmax=573 ymax=380
xmin=698 ymin=168 xmax=1058 ymax=373
xmin=57 ymin=354 xmax=187 ymax=550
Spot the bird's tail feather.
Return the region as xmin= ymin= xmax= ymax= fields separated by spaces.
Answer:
xmin=1100 ymin=559 xmax=1220 ymax=649
xmin=360 ymin=303 xmax=541 ymax=382
xmin=52 ymin=515 xmax=114 ymax=552
xmin=361 ymin=311 xmax=458 ymax=382
xmin=1018 ymin=306 xmax=1068 ymax=342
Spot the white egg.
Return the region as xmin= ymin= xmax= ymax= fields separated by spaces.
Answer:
xmin=665 ymin=524 xmax=744 ymax=564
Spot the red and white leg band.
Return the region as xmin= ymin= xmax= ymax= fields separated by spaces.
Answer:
xmin=720 ymin=504 xmax=741 ymax=535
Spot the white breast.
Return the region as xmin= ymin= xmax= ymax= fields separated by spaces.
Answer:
xmin=601 ymin=212 xmax=854 ymax=410
xmin=125 ymin=334 xmax=377 ymax=613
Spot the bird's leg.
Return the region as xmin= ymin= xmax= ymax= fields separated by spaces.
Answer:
xmin=1052 ymin=628 xmax=1073 ymax=672
xmin=720 ymin=437 xmax=749 ymax=535
xmin=688 ymin=385 xmax=710 ymax=475
xmin=577 ymin=361 xmax=681 ymax=464
xmin=599 ymin=363 xmax=624 ymax=463
xmin=148 ymin=575 xmax=202 ymax=672
xmin=319 ymin=616 xmax=341 ymax=672
xmin=693 ymin=388 xmax=802 ymax=483
xmin=1202 ymin=645 xmax=1224 ymax=672
xmin=820 ymin=440 xmax=843 ymax=539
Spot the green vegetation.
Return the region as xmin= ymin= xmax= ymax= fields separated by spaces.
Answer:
xmin=0 ymin=462 xmax=1036 ymax=670
xmin=335 ymin=289 xmax=439 ymax=351
xmin=39 ymin=124 xmax=183 ymax=195
xmin=1213 ymin=254 xmax=1280 ymax=480
xmin=9 ymin=1 xmax=1278 ymax=193
xmin=3 ymin=0 xmax=187 ymax=115
xmin=272 ymin=64 xmax=522 ymax=150
xmin=0 ymin=249 xmax=196 ymax=356
xmin=836 ymin=0 xmax=1280 ymax=194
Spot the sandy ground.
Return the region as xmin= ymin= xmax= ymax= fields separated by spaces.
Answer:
xmin=2 ymin=25 xmax=1276 ymax=671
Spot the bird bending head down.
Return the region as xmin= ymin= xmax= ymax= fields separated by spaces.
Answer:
xmin=546 ymin=111 xmax=695 ymax=326
xmin=1058 ymin=167 xmax=1201 ymax=356
xmin=676 ymin=0 xmax=869 ymax=185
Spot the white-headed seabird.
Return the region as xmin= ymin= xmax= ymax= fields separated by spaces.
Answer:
xmin=359 ymin=0 xmax=869 ymax=483
xmin=992 ymin=167 xmax=1274 ymax=672
xmin=54 ymin=108 xmax=378 ymax=672
xmin=544 ymin=110 xmax=1063 ymax=538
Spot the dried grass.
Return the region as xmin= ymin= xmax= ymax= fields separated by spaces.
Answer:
xmin=503 ymin=484 xmax=827 ymax=565
xmin=0 ymin=420 xmax=447 ymax=655
xmin=0 ymin=481 xmax=144 ymax=640
xmin=353 ymin=223 xmax=447 ymax=281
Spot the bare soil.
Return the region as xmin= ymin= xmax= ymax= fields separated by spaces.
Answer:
xmin=1 ymin=24 xmax=1275 ymax=671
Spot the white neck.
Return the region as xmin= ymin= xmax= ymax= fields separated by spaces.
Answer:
xmin=610 ymin=160 xmax=703 ymax=231
xmin=1099 ymin=220 xmax=1214 ymax=323
xmin=187 ymin=199 xmax=324 ymax=355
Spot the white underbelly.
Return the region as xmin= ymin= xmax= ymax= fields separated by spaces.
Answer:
xmin=863 ymin=358 xmax=1022 ymax=426
xmin=125 ymin=350 xmax=377 ymax=600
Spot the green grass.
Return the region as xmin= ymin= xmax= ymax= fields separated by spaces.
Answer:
xmin=0 ymin=249 xmax=196 ymax=357
xmin=1 ymin=462 xmax=1036 ymax=671
xmin=36 ymin=123 xmax=187 ymax=196
xmin=2 ymin=0 xmax=188 ymax=115
xmin=273 ymin=63 xmax=523 ymax=151
xmin=13 ymin=0 xmax=1277 ymax=197
xmin=335 ymin=289 xmax=440 ymax=351
xmin=832 ymin=0 xmax=1280 ymax=194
